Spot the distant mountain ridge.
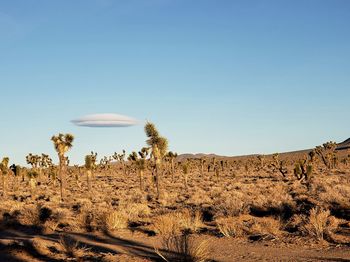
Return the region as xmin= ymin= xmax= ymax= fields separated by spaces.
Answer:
xmin=337 ymin=138 xmax=350 ymax=150
xmin=177 ymin=137 xmax=350 ymax=160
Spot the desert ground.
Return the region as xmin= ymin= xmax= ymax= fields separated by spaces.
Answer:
xmin=0 ymin=136 xmax=350 ymax=261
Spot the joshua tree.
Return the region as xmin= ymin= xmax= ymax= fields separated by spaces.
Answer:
xmin=257 ymin=155 xmax=266 ymax=171
xmin=144 ymin=122 xmax=168 ymax=199
xmin=214 ymin=163 xmax=220 ymax=181
xmin=199 ymin=158 xmax=206 ymax=176
xmin=10 ymin=164 xmax=21 ymax=191
xmin=271 ymin=153 xmax=288 ymax=178
xmin=166 ymin=151 xmax=178 ymax=182
xmin=294 ymin=158 xmax=313 ymax=182
xmin=40 ymin=153 xmax=53 ymax=179
xmin=314 ymin=142 xmax=337 ymax=170
xmin=99 ymin=156 xmax=112 ymax=174
xmin=26 ymin=170 xmax=38 ymax=197
xmin=84 ymin=154 xmax=96 ymax=192
xmin=182 ymin=160 xmax=190 ymax=189
xmin=0 ymin=157 xmax=10 ymax=197
xmin=51 ymin=133 xmax=74 ymax=201
xmin=128 ymin=147 xmax=149 ymax=191
xmin=113 ymin=150 xmax=126 ymax=175
xmin=26 ymin=153 xmax=41 ymax=169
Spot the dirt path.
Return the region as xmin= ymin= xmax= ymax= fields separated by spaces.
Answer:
xmin=0 ymin=228 xmax=349 ymax=261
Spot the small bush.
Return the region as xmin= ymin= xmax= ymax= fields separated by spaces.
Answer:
xmin=303 ymin=208 xmax=335 ymax=240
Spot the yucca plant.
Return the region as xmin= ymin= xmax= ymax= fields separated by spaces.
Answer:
xmin=51 ymin=133 xmax=74 ymax=201
xmin=144 ymin=122 xmax=168 ymax=199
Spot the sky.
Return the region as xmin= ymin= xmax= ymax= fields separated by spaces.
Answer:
xmin=0 ymin=0 xmax=349 ymax=165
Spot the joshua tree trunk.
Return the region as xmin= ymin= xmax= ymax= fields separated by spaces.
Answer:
xmin=2 ymin=175 xmax=6 ymax=198
xmin=139 ymin=169 xmax=144 ymax=191
xmin=58 ymin=154 xmax=66 ymax=201
xmin=29 ymin=178 xmax=36 ymax=197
xmin=87 ymin=170 xmax=92 ymax=192
xmin=184 ymin=173 xmax=188 ymax=189
xmin=215 ymin=166 xmax=220 ymax=181
xmin=155 ymin=162 xmax=161 ymax=199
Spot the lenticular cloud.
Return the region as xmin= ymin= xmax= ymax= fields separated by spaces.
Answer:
xmin=72 ymin=113 xmax=138 ymax=127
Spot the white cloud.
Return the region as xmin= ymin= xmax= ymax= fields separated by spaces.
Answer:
xmin=71 ymin=113 xmax=139 ymax=127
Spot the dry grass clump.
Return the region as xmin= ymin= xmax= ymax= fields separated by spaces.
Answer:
xmin=154 ymin=213 xmax=182 ymax=236
xmin=122 ymin=202 xmax=151 ymax=220
xmin=250 ymin=216 xmax=282 ymax=237
xmin=178 ymin=209 xmax=204 ymax=233
xmin=104 ymin=210 xmax=129 ymax=231
xmin=59 ymin=234 xmax=90 ymax=258
xmin=154 ymin=209 xmax=203 ymax=236
xmin=216 ymin=215 xmax=282 ymax=238
xmin=216 ymin=217 xmax=244 ymax=237
xmin=156 ymin=233 xmax=211 ymax=262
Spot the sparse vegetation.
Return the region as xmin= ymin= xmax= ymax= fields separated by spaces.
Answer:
xmin=0 ymin=127 xmax=349 ymax=261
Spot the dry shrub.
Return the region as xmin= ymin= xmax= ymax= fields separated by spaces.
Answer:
xmin=156 ymin=233 xmax=211 ymax=262
xmin=124 ymin=203 xmax=151 ymax=220
xmin=18 ymin=205 xmax=40 ymax=226
xmin=154 ymin=213 xmax=182 ymax=237
xmin=154 ymin=210 xmax=203 ymax=236
xmin=178 ymin=209 xmax=203 ymax=233
xmin=216 ymin=215 xmax=281 ymax=238
xmin=215 ymin=217 xmax=244 ymax=237
xmin=214 ymin=191 xmax=246 ymax=217
xmin=303 ymin=208 xmax=337 ymax=240
xmin=104 ymin=210 xmax=129 ymax=231
xmin=250 ymin=217 xmax=281 ymax=237
xmin=59 ymin=234 xmax=90 ymax=258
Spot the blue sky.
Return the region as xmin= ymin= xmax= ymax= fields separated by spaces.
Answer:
xmin=0 ymin=0 xmax=349 ymax=165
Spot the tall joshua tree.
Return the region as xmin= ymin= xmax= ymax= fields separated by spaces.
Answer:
xmin=144 ymin=122 xmax=168 ymax=199
xmin=51 ymin=133 xmax=74 ymax=201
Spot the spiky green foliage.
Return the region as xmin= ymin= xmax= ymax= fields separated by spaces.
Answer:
xmin=145 ymin=122 xmax=168 ymax=160
xmin=294 ymin=158 xmax=313 ymax=181
xmin=26 ymin=153 xmax=41 ymax=168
